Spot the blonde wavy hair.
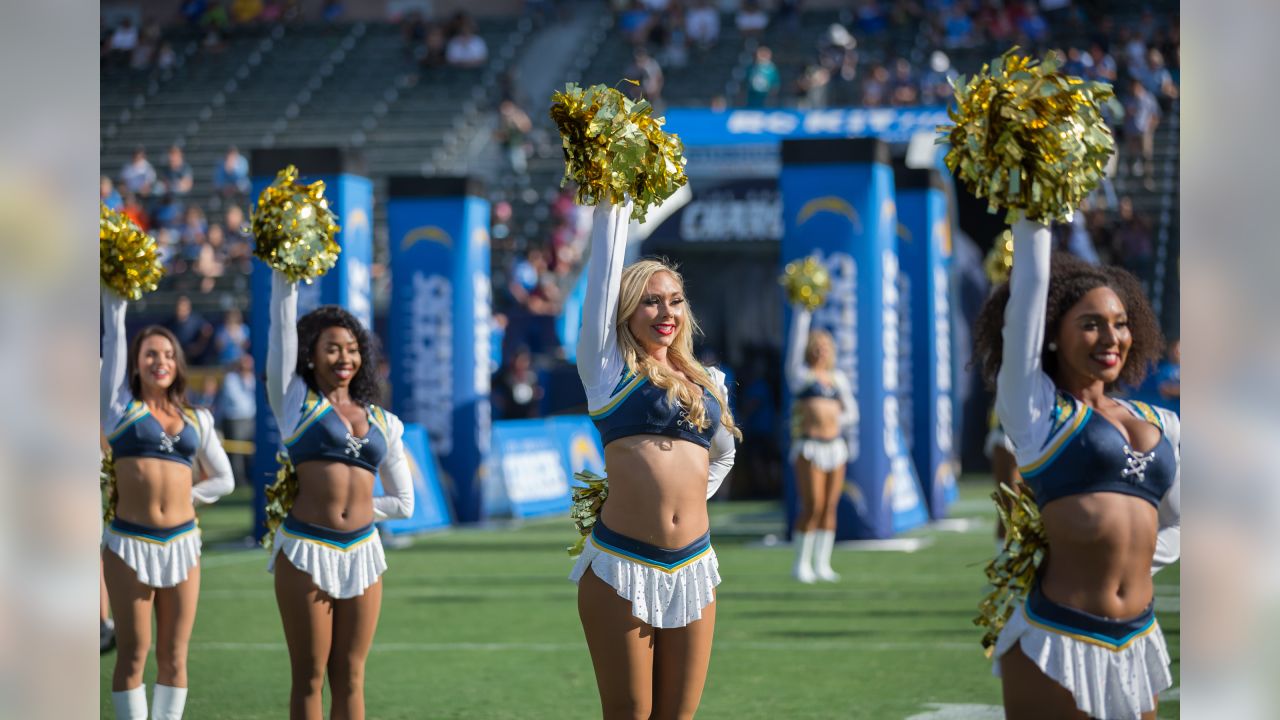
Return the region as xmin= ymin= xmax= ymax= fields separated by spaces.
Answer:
xmin=615 ymin=259 xmax=742 ymax=440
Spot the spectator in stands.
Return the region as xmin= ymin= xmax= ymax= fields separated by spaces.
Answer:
xmin=119 ymin=147 xmax=156 ymax=197
xmin=860 ymin=63 xmax=890 ymax=107
xmin=1085 ymin=42 xmax=1117 ymax=82
xmin=101 ymin=176 xmax=123 ymax=211
xmin=121 ymin=192 xmax=150 ymax=233
xmin=214 ymin=145 xmax=251 ymax=200
xmin=888 ymin=57 xmax=919 ymax=106
xmin=854 ymin=0 xmax=887 ymax=36
xmin=231 ymin=0 xmax=264 ymax=25
xmin=735 ymin=0 xmax=769 ymax=38
xmin=107 ymin=17 xmax=139 ymax=65
xmin=179 ymin=206 xmax=209 ymax=259
xmin=1014 ymin=1 xmax=1049 ymax=43
xmin=446 ymin=18 xmax=489 ymax=68
xmin=191 ymin=374 xmax=222 ymax=411
xmin=1114 ymin=196 xmax=1154 ymax=284
xmin=921 ymin=50 xmax=957 ymax=105
xmin=744 ymin=45 xmax=780 ymax=108
xmin=943 ymin=5 xmax=974 ymax=48
xmin=419 ymin=24 xmax=448 ymax=68
xmin=686 ymin=0 xmax=720 ymax=50
xmin=491 ymin=346 xmax=544 ymax=419
xmin=794 ymin=64 xmax=831 ymax=109
xmin=1139 ymin=47 xmax=1178 ymax=109
xmin=130 ymin=23 xmax=162 ymax=70
xmin=617 ymin=0 xmax=655 ymax=46
xmin=659 ymin=5 xmax=689 ymax=69
xmin=153 ymin=145 xmax=195 ymax=228
xmin=1153 ymin=339 xmax=1179 ymax=415
xmin=218 ymin=353 xmax=257 ymax=486
xmin=496 ymin=100 xmax=533 ymax=175
xmin=222 ymin=204 xmax=253 ymax=273
xmin=508 ymin=248 xmax=546 ymax=308
xmin=213 ymin=308 xmax=250 ymax=365
xmin=626 ymin=47 xmax=665 ymax=108
xmin=194 ymin=225 xmax=227 ymax=292
xmin=1123 ymin=79 xmax=1161 ymax=184
xmin=819 ymin=23 xmax=858 ymax=82
xmin=156 ymin=42 xmax=177 ymax=71
xmin=166 ymin=295 xmax=214 ymax=366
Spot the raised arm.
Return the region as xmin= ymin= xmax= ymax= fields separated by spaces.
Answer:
xmin=267 ymin=273 xmax=299 ymax=423
xmin=784 ymin=304 xmax=812 ymax=394
xmin=834 ymin=371 xmax=856 ymax=429
xmin=101 ymin=289 xmax=131 ymax=425
xmin=576 ymin=202 xmax=631 ymax=395
xmin=374 ymin=414 xmax=415 ymax=521
xmin=191 ymin=408 xmax=235 ymax=506
xmin=994 ymin=219 xmax=1057 ymax=448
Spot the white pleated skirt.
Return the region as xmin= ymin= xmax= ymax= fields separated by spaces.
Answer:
xmin=789 ymin=437 xmax=849 ymax=472
xmin=570 ymin=520 xmax=720 ymax=629
xmin=102 ymin=518 xmax=202 ymax=588
xmin=268 ymin=515 xmax=387 ymax=599
xmin=994 ymin=586 xmax=1173 ymax=720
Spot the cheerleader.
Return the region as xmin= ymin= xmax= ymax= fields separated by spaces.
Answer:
xmin=264 ymin=271 xmax=414 ymax=720
xmin=784 ymin=302 xmax=854 ymax=583
xmin=101 ymin=290 xmax=234 ymax=720
xmin=976 ymin=220 xmax=1179 ymax=720
xmin=570 ymin=202 xmax=741 ymax=719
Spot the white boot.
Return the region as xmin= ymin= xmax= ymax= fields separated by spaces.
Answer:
xmin=151 ymin=684 xmax=187 ymax=720
xmin=792 ymin=531 xmax=816 ymax=584
xmin=111 ymin=685 xmax=147 ymax=720
xmin=814 ymin=529 xmax=841 ymax=582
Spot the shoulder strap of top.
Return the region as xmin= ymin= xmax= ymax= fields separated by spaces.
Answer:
xmin=369 ymin=405 xmax=390 ymax=436
xmin=182 ymin=406 xmax=203 ymax=444
xmin=1120 ymin=398 xmax=1165 ymax=432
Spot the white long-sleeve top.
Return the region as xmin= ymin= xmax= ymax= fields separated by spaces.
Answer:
xmin=576 ymin=202 xmax=737 ymax=499
xmin=267 ymin=273 xmax=414 ymax=520
xmin=995 ymin=220 xmax=1180 ymax=573
xmin=101 ymin=290 xmax=234 ymax=506
xmin=784 ymin=304 xmax=855 ymax=431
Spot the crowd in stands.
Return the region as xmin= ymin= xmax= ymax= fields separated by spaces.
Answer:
xmin=400 ymin=11 xmax=490 ymax=71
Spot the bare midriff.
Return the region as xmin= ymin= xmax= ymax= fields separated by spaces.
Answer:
xmin=113 ymin=457 xmax=196 ymax=527
xmin=292 ymin=461 xmax=375 ymax=531
xmin=794 ymin=396 xmax=842 ymax=441
xmin=1039 ymin=492 xmax=1159 ymax=620
xmin=600 ymin=435 xmax=711 ymax=549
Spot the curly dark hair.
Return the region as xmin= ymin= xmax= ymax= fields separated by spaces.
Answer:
xmin=973 ymin=253 xmax=1164 ymax=391
xmin=295 ymin=305 xmax=384 ymax=406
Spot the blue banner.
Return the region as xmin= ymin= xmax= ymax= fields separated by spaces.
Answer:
xmin=780 ymin=139 xmax=929 ymax=540
xmin=375 ymin=423 xmax=453 ymax=534
xmin=666 ymin=107 xmax=951 ymax=147
xmin=490 ymin=419 xmax=572 ymax=519
xmin=387 ymin=182 xmax=492 ymax=523
xmin=896 ymin=170 xmax=959 ymax=519
xmin=249 ymin=168 xmax=373 ymax=540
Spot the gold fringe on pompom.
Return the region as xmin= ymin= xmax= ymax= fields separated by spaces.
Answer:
xmin=251 ymin=165 xmax=341 ymax=283
xmin=984 ymin=230 xmax=1014 ymax=285
xmin=568 ymin=470 xmax=609 ymax=557
xmin=975 ymin=482 xmax=1047 ymax=657
xmin=261 ymin=453 xmax=299 ymax=551
xmin=937 ymin=48 xmax=1118 ymax=224
xmin=101 ymin=451 xmax=118 ymax=523
xmin=100 ymin=203 xmax=165 ymax=300
xmin=549 ymin=81 xmax=688 ymax=222
xmin=780 ymin=256 xmax=831 ymax=311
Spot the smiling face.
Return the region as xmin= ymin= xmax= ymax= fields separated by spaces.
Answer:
xmin=137 ymin=334 xmax=178 ymax=393
xmin=626 ymin=270 xmax=686 ymax=356
xmin=312 ymin=325 xmax=362 ymax=391
xmin=805 ymin=331 xmax=836 ymax=371
xmin=1054 ymin=286 xmax=1132 ymax=387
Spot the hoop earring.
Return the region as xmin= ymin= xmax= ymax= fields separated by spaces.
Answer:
xmin=307 ymin=361 xmax=315 ymax=369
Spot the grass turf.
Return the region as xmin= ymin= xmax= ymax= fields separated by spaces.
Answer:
xmin=101 ymin=478 xmax=1179 ymax=718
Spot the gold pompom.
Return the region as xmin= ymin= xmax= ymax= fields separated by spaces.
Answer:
xmin=261 ymin=453 xmax=299 ymax=551
xmin=568 ymin=470 xmax=609 ymax=557
xmin=549 ymin=81 xmax=688 ymax=222
xmin=251 ymin=165 xmax=341 ymax=283
xmin=101 ymin=452 xmax=118 ymax=523
xmin=100 ymin=203 xmax=164 ymax=300
xmin=779 ymin=256 xmax=831 ymax=311
xmin=975 ymin=482 xmax=1047 ymax=657
xmin=937 ymin=48 xmax=1118 ymax=224
xmin=984 ymin=230 xmax=1014 ymax=285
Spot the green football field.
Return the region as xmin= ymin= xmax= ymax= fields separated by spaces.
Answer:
xmin=100 ymin=478 xmax=1179 ymax=719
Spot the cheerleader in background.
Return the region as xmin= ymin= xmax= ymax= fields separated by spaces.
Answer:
xmin=264 ymin=269 xmax=414 ymax=720
xmin=570 ymin=202 xmax=740 ymax=719
xmin=976 ymin=220 xmax=1179 ymax=720
xmin=784 ymin=301 xmax=854 ymax=583
xmin=101 ymin=290 xmax=234 ymax=720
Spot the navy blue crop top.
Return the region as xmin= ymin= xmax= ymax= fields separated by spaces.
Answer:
xmin=108 ymin=401 xmax=200 ymax=467
xmin=795 ymin=381 xmax=839 ymax=401
xmin=590 ymin=369 xmax=722 ymax=448
xmin=1020 ymin=395 xmax=1177 ymax=509
xmin=283 ymin=391 xmax=390 ymax=474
